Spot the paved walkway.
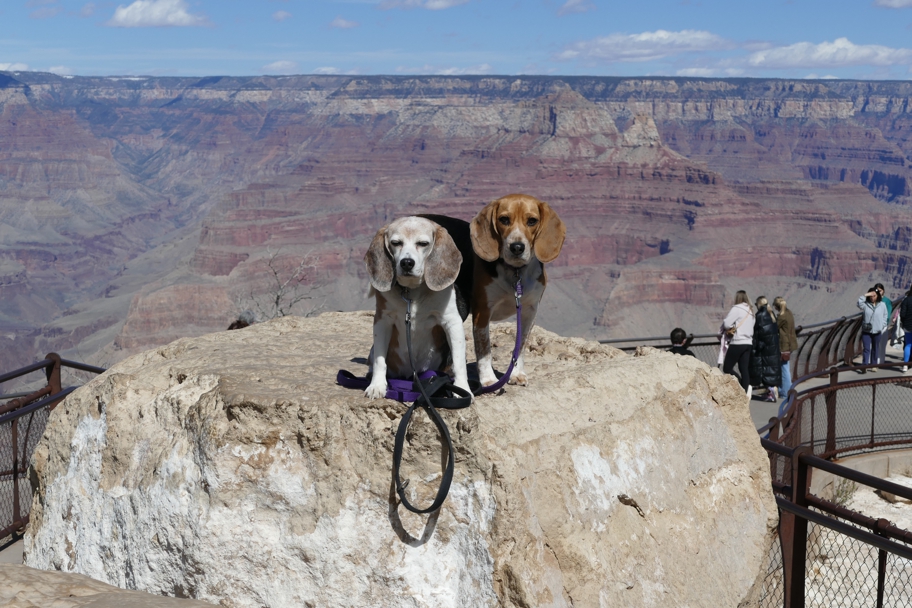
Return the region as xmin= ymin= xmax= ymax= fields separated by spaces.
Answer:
xmin=748 ymin=343 xmax=911 ymax=430
xmin=0 ymin=538 xmax=23 ymax=564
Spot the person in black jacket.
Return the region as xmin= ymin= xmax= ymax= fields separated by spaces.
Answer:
xmin=901 ymin=286 xmax=912 ymax=373
xmin=750 ymin=296 xmax=782 ymax=402
xmin=669 ymin=327 xmax=696 ymax=357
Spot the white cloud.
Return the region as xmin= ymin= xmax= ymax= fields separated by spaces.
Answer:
xmin=804 ymin=73 xmax=840 ymax=79
xmin=48 ymin=65 xmax=74 ymax=75
xmin=558 ymin=0 xmax=595 ymax=15
xmin=330 ymin=16 xmax=359 ymax=28
xmin=106 ymin=0 xmax=208 ymax=27
xmin=874 ymin=0 xmax=912 ymax=7
xmin=557 ymin=30 xmax=731 ymax=63
xmin=80 ymin=2 xmax=97 ymax=17
xmin=262 ymin=60 xmax=298 ymax=74
xmin=313 ymin=67 xmax=340 ymax=74
xmin=0 ymin=63 xmax=30 ymax=71
xmin=273 ymin=10 xmax=292 ymax=22
xmin=395 ymin=63 xmax=493 ymax=75
xmin=748 ymin=38 xmax=912 ymax=68
xmin=379 ymin=0 xmax=469 ymax=9
xmin=676 ymin=67 xmax=716 ymax=77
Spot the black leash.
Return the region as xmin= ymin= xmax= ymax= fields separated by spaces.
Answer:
xmin=392 ymin=287 xmax=472 ymax=514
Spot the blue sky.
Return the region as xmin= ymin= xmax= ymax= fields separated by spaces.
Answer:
xmin=2 ymin=0 xmax=912 ymax=79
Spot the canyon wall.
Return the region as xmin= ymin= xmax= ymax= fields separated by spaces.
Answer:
xmin=1 ymin=72 xmax=911 ymax=370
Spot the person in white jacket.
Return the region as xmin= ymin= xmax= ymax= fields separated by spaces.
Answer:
xmin=857 ymin=287 xmax=888 ymax=373
xmin=722 ymin=290 xmax=755 ymax=392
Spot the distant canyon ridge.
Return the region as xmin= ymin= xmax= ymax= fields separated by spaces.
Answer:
xmin=1 ymin=72 xmax=911 ymax=372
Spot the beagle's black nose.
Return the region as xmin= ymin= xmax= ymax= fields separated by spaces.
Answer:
xmin=509 ymin=242 xmax=525 ymax=256
xmin=400 ymin=258 xmax=415 ymax=271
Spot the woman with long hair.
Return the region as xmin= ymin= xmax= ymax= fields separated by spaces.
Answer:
xmin=722 ymin=290 xmax=754 ymax=393
xmin=900 ymin=285 xmax=912 ymax=372
xmin=857 ymin=287 xmax=888 ymax=373
xmin=773 ymin=296 xmax=798 ymax=405
xmin=750 ymin=296 xmax=782 ymax=402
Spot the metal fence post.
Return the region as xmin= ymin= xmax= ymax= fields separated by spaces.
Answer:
xmin=786 ymin=447 xmax=812 ymax=608
xmin=44 ymin=353 xmax=62 ymax=409
xmin=10 ymin=418 xmax=19 ymax=526
xmin=824 ymin=368 xmax=838 ymax=456
xmin=876 ymin=518 xmax=889 ymax=608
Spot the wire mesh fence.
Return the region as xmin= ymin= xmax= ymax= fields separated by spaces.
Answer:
xmin=0 ymin=407 xmax=52 ymax=540
xmin=761 ymin=532 xmax=786 ymax=608
xmin=802 ymin=507 xmax=912 ymax=608
xmin=0 ymin=355 xmax=104 ymax=544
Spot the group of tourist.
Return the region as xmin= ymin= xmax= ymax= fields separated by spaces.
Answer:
xmin=670 ymin=291 xmax=797 ymax=404
xmin=670 ymin=283 xmax=912 ymax=407
xmin=859 ymin=283 xmax=912 ymax=373
xmin=717 ymin=291 xmax=797 ymax=403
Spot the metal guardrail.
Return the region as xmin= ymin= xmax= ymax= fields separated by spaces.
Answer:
xmin=757 ymin=358 xmax=912 ymax=607
xmin=0 ymin=353 xmax=105 ymax=546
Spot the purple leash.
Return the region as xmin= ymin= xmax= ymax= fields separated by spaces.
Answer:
xmin=474 ymin=273 xmax=523 ymax=395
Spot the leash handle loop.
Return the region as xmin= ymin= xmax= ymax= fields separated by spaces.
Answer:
xmin=391 ymin=290 xmax=472 ymax=514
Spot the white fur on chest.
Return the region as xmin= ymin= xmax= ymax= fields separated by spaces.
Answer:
xmin=379 ymin=287 xmax=457 ymax=376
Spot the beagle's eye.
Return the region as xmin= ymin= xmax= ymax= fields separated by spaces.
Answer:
xmin=498 ymin=216 xmax=511 ymax=226
xmin=527 ymin=217 xmax=539 ymax=227
xmin=390 ymin=240 xmax=402 ymax=247
xmin=417 ymin=241 xmax=429 ymax=247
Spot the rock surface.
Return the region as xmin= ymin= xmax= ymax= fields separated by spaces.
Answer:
xmin=0 ymin=563 xmax=214 ymax=607
xmin=26 ymin=312 xmax=777 ymax=607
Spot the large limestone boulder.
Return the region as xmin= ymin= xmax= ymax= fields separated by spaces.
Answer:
xmin=25 ymin=312 xmax=777 ymax=607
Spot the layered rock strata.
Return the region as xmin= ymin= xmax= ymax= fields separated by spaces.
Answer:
xmin=3 ymin=73 xmax=912 ymax=367
xmin=26 ymin=312 xmax=777 ymax=607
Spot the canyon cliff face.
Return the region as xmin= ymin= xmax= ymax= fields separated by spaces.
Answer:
xmin=1 ymin=72 xmax=911 ymax=369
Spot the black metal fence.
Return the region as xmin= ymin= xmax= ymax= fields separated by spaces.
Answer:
xmin=756 ymin=353 xmax=912 ymax=608
xmin=0 ymin=354 xmax=104 ymax=546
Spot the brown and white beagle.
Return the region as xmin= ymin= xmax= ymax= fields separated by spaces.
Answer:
xmin=364 ymin=216 xmax=471 ymax=399
xmin=470 ymin=193 xmax=566 ymax=386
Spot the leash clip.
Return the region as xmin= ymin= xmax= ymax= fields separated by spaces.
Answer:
xmin=400 ymin=286 xmax=412 ymax=324
xmin=514 ymin=272 xmax=523 ymax=308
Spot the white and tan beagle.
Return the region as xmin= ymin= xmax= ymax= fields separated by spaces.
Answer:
xmin=364 ymin=216 xmax=471 ymax=399
xmin=470 ymin=193 xmax=566 ymax=386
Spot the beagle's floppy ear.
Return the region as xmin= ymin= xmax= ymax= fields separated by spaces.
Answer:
xmin=470 ymin=200 xmax=501 ymax=262
xmin=425 ymin=225 xmax=463 ymax=291
xmin=364 ymin=225 xmax=394 ymax=292
xmin=533 ymin=201 xmax=566 ymax=263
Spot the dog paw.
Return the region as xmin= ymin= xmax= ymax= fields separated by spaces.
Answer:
xmin=507 ymin=372 xmax=528 ymax=386
xmin=364 ymin=384 xmax=387 ymax=400
xmin=479 ymin=375 xmax=499 ymax=387
xmin=454 ymin=380 xmax=474 ymax=402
